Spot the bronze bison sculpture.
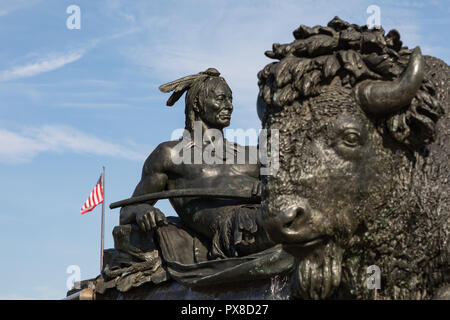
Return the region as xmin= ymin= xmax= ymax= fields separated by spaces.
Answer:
xmin=258 ymin=17 xmax=449 ymax=299
xmin=68 ymin=17 xmax=448 ymax=301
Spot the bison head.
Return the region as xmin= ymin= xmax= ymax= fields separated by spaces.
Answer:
xmin=257 ymin=17 xmax=448 ymax=299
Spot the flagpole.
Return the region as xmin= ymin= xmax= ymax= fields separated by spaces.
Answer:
xmin=100 ymin=166 xmax=105 ymax=274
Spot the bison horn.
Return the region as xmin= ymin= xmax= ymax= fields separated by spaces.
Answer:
xmin=356 ymin=46 xmax=424 ymax=116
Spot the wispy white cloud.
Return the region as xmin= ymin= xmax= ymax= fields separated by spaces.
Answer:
xmin=0 ymin=51 xmax=85 ymax=82
xmin=0 ymin=129 xmax=46 ymax=163
xmin=0 ymin=125 xmax=147 ymax=164
xmin=0 ymin=22 xmax=140 ymax=83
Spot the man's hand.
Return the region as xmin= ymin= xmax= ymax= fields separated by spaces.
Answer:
xmin=131 ymin=204 xmax=168 ymax=232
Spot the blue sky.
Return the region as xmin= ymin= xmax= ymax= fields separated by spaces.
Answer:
xmin=0 ymin=0 xmax=448 ymax=299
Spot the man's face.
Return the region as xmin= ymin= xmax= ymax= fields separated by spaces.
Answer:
xmin=199 ymin=80 xmax=233 ymax=129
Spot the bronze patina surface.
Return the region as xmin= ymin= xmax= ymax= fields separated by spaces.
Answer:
xmin=68 ymin=17 xmax=449 ymax=300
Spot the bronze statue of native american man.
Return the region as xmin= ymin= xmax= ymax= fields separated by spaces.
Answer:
xmin=119 ymin=68 xmax=274 ymax=259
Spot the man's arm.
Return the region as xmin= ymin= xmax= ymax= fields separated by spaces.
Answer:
xmin=120 ymin=142 xmax=173 ymax=230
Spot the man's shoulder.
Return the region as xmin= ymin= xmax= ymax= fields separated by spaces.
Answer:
xmin=155 ymin=140 xmax=182 ymax=151
xmin=142 ymin=140 xmax=181 ymax=172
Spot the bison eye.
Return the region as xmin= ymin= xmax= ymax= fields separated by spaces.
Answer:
xmin=342 ymin=130 xmax=361 ymax=147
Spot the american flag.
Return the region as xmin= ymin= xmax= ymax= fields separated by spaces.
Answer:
xmin=81 ymin=175 xmax=104 ymax=214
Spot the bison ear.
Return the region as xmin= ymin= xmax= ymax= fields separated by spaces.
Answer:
xmin=257 ymin=94 xmax=267 ymax=122
xmin=355 ymin=46 xmax=424 ymax=116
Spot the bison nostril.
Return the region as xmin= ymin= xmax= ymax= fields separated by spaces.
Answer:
xmin=283 ymin=207 xmax=305 ymax=229
xmin=283 ymin=222 xmax=292 ymax=229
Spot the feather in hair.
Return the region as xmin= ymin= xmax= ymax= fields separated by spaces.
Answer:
xmin=158 ymin=68 xmax=221 ymax=106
